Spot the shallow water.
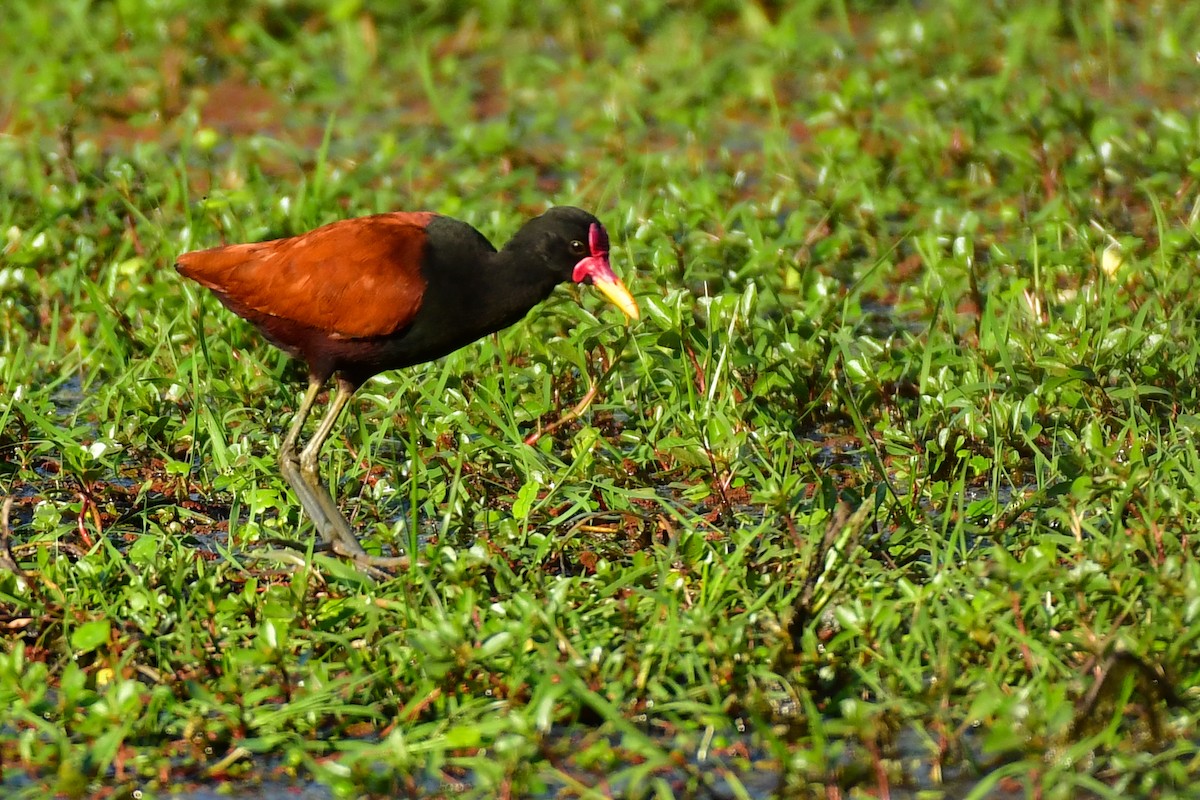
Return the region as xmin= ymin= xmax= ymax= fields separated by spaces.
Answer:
xmin=0 ymin=723 xmax=1037 ymax=800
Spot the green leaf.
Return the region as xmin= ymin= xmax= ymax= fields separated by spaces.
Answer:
xmin=512 ymin=479 xmax=539 ymax=520
xmin=442 ymin=725 xmax=483 ymax=749
xmin=71 ymin=620 xmax=111 ymax=654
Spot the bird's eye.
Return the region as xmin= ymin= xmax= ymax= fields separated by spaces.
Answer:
xmin=569 ymin=240 xmax=587 ymax=256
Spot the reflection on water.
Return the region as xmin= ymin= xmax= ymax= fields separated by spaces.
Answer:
xmin=24 ymin=724 xmax=1032 ymax=800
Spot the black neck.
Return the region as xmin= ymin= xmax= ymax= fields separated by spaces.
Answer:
xmin=464 ymin=240 xmax=559 ymax=333
xmin=406 ymin=248 xmax=557 ymax=356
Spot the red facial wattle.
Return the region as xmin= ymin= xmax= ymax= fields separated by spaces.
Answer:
xmin=572 ymin=223 xmax=639 ymax=320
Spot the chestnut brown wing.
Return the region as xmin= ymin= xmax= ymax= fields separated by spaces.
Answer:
xmin=176 ymin=212 xmax=436 ymax=339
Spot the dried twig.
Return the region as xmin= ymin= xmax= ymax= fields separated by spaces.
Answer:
xmin=788 ymin=498 xmax=877 ymax=644
xmin=524 ymin=383 xmax=600 ymax=446
xmin=524 ymin=329 xmax=633 ymax=447
xmin=0 ymin=497 xmax=21 ymax=574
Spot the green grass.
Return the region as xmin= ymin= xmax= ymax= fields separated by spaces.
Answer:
xmin=4 ymin=1 xmax=1200 ymax=797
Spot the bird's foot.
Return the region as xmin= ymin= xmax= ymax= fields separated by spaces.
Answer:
xmin=280 ymin=459 xmax=412 ymax=576
xmin=334 ymin=545 xmax=412 ymax=578
xmin=322 ymin=526 xmax=412 ymax=577
xmin=244 ymin=539 xmax=409 ymax=581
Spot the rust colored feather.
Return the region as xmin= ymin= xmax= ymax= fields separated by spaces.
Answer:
xmin=176 ymin=212 xmax=434 ymax=339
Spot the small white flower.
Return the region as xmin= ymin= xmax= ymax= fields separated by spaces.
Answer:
xmin=1101 ymin=244 xmax=1123 ymax=278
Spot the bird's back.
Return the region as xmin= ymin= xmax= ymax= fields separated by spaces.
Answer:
xmin=176 ymin=212 xmax=436 ymax=340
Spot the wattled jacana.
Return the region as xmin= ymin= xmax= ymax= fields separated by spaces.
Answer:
xmin=178 ymin=206 xmax=639 ymax=568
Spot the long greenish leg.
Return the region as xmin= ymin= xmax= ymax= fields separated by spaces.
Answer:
xmin=278 ymin=377 xmax=341 ymax=546
xmin=281 ymin=378 xmax=324 ymax=464
xmin=279 ymin=377 xmax=411 ymax=573
xmin=297 ymin=379 xmax=368 ymax=557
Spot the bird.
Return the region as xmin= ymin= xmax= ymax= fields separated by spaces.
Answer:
xmin=177 ymin=206 xmax=639 ymax=569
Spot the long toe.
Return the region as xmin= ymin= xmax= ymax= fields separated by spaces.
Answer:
xmin=351 ymin=552 xmax=412 ymax=576
xmin=330 ymin=529 xmax=370 ymax=558
xmin=328 ymin=525 xmax=414 ymax=577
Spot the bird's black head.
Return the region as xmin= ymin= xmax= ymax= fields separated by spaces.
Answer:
xmin=508 ymin=206 xmax=639 ymax=320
